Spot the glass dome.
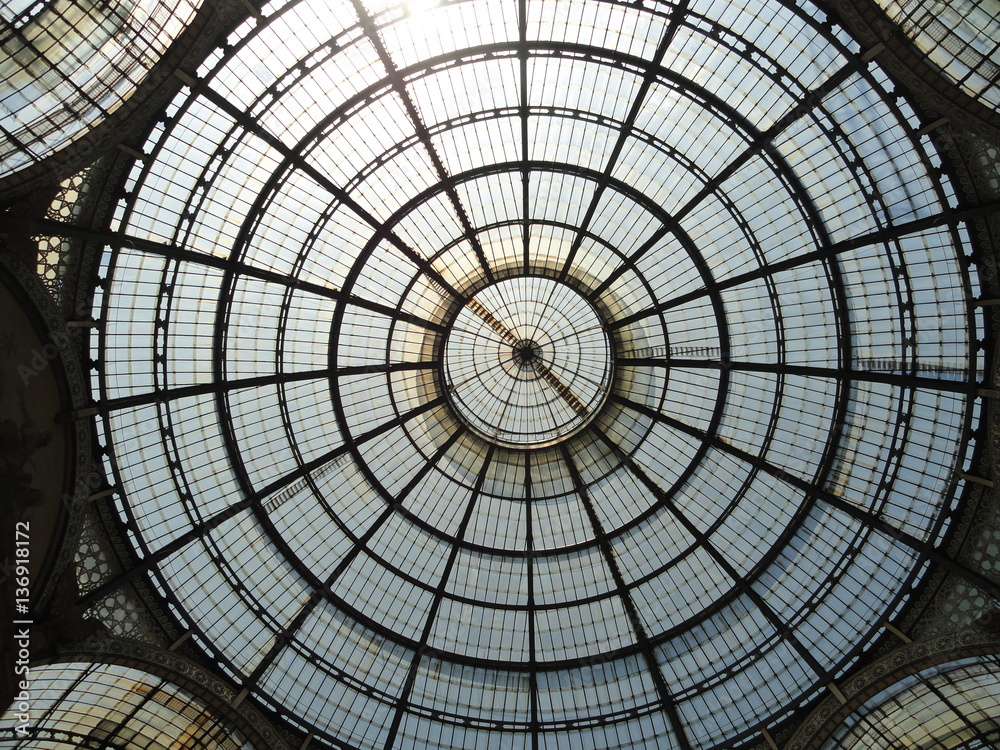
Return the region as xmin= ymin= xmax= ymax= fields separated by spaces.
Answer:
xmin=0 ymin=0 xmax=203 ymax=178
xmin=874 ymin=0 xmax=1000 ymax=108
xmin=89 ymin=0 xmax=982 ymax=747
xmin=0 ymin=662 xmax=252 ymax=748
xmin=823 ymin=655 xmax=1000 ymax=749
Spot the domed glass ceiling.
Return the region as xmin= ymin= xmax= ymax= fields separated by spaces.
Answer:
xmin=0 ymin=0 xmax=203 ymax=179
xmin=875 ymin=0 xmax=1000 ymax=107
xmin=0 ymin=663 xmax=253 ymax=749
xmin=90 ymin=0 xmax=983 ymax=747
xmin=823 ymin=656 xmax=1000 ymax=748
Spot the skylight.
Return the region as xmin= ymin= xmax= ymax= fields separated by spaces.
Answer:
xmin=88 ymin=0 xmax=981 ymax=747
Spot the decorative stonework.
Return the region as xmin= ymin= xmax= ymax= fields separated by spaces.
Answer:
xmin=931 ymin=125 xmax=1000 ymax=206
xmin=45 ymin=168 xmax=92 ymax=223
xmin=75 ymin=507 xmax=115 ymax=593
xmin=35 ymin=235 xmax=71 ymax=306
xmin=914 ymin=575 xmax=998 ymax=640
xmin=34 ymin=167 xmax=95 ymax=310
xmin=898 ymin=567 xmax=949 ymax=635
xmin=958 ymin=496 xmax=1000 ymax=582
xmin=75 ymin=506 xmax=167 ymax=645
xmin=968 ymin=135 xmax=1000 ymax=198
xmin=76 ymin=484 xmax=189 ymax=645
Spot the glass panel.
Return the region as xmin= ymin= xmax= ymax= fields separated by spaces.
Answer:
xmin=80 ymin=0 xmax=981 ymax=747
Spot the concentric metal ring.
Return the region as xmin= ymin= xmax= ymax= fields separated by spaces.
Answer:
xmin=89 ymin=0 xmax=980 ymax=747
xmin=442 ymin=275 xmax=614 ymax=447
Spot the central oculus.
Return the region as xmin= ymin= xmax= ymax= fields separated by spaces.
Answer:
xmin=442 ymin=276 xmax=614 ymax=448
xmin=511 ymin=339 xmax=542 ymax=369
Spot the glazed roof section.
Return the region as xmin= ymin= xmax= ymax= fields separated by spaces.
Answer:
xmin=0 ymin=0 xmax=202 ymax=178
xmin=88 ymin=0 xmax=983 ymax=748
